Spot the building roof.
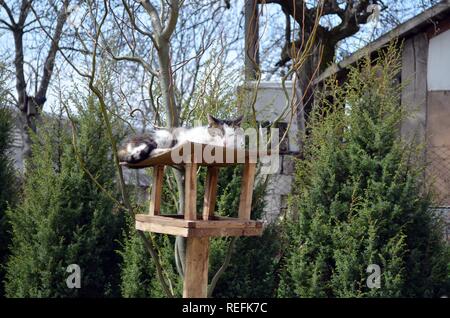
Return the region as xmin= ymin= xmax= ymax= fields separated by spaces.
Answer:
xmin=315 ymin=1 xmax=450 ymax=84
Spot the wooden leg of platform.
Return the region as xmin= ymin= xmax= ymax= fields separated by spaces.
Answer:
xmin=149 ymin=165 xmax=164 ymax=216
xmin=202 ymin=166 xmax=219 ymax=220
xmin=238 ymin=162 xmax=256 ymax=220
xmin=183 ymin=237 xmax=209 ymax=298
xmin=184 ymin=163 xmax=198 ymax=220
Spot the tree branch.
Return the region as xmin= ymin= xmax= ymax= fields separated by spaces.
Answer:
xmin=139 ymin=0 xmax=163 ymax=35
xmin=36 ymin=0 xmax=71 ymax=101
xmin=0 ymin=0 xmax=17 ymax=26
xmin=208 ymin=237 xmax=237 ymax=298
xmin=161 ymin=0 xmax=179 ymax=40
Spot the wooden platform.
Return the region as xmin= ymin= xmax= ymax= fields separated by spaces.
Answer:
xmin=135 ymin=214 xmax=263 ymax=238
xmin=126 ymin=140 xmax=265 ymax=297
xmin=122 ymin=141 xmax=267 ymax=169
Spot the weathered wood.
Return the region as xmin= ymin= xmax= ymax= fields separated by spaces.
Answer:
xmin=202 ymin=166 xmax=219 ymax=220
xmin=189 ymin=226 xmax=263 ymax=238
xmin=193 ymin=218 xmax=260 ymax=229
xmin=183 ymin=237 xmax=209 ymax=298
xmin=136 ymin=214 xmax=195 ymax=228
xmin=135 ymin=214 xmax=264 ymax=237
xmin=238 ymin=162 xmax=257 ymax=220
xmin=149 ymin=165 xmax=165 ymax=216
xmin=184 ymin=163 xmax=198 ymax=220
xmin=123 ymin=142 xmax=263 ymax=169
xmin=135 ymin=220 xmax=189 ymax=237
xmin=136 ymin=220 xmax=263 ymax=238
xmin=401 ymin=33 xmax=428 ymax=147
xmin=136 ymin=214 xmax=262 ymax=228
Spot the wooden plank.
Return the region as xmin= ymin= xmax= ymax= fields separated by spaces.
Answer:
xmin=193 ymin=219 xmax=260 ymax=229
xmin=135 ymin=214 xmax=195 ymax=228
xmin=149 ymin=165 xmax=165 ymax=216
xmin=123 ymin=141 xmax=266 ymax=169
xmin=401 ymin=33 xmax=428 ymax=173
xmin=135 ymin=220 xmax=189 ymax=237
xmin=202 ymin=166 xmax=219 ymax=220
xmin=189 ymin=226 xmax=263 ymax=238
xmin=215 ymin=216 xmax=264 ymax=228
xmin=238 ymin=162 xmax=257 ymax=220
xmin=183 ymin=237 xmax=209 ymax=298
xmin=135 ymin=214 xmax=262 ymax=229
xmin=184 ymin=163 xmax=198 ymax=220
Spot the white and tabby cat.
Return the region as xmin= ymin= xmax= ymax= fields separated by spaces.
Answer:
xmin=118 ymin=114 xmax=244 ymax=163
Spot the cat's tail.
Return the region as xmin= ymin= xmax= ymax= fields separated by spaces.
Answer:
xmin=118 ymin=139 xmax=157 ymax=164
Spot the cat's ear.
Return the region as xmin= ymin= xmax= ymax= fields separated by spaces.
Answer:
xmin=207 ymin=114 xmax=221 ymax=127
xmin=231 ymin=115 xmax=244 ymax=127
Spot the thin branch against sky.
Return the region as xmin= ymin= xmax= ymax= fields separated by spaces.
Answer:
xmin=0 ymin=0 xmax=438 ymax=111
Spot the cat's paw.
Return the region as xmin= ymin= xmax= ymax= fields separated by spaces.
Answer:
xmin=118 ymin=139 xmax=157 ymax=163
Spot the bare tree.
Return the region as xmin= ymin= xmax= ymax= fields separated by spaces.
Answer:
xmin=0 ymin=0 xmax=71 ymax=157
xmin=252 ymin=0 xmax=438 ymax=121
xmin=54 ymin=0 xmax=243 ymax=297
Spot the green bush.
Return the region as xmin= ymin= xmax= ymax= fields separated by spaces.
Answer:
xmin=5 ymin=98 xmax=124 ymax=297
xmin=278 ymin=46 xmax=450 ymax=298
xmin=0 ymin=106 xmax=18 ymax=297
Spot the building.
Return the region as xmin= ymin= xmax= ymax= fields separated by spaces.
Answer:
xmin=243 ymin=3 xmax=450 ymax=238
xmin=315 ymin=2 xmax=450 ymax=239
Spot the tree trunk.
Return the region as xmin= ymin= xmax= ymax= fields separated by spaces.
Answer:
xmin=296 ymin=39 xmax=335 ymax=137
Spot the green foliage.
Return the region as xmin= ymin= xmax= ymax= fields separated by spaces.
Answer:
xmin=209 ymin=166 xmax=281 ymax=298
xmin=119 ymin=214 xmax=182 ymax=298
xmin=278 ymin=46 xmax=450 ymax=298
xmin=5 ymin=99 xmax=124 ymax=297
xmin=0 ymin=105 xmax=18 ymax=297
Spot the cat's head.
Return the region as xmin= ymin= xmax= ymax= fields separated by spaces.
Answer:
xmin=207 ymin=114 xmax=244 ymax=148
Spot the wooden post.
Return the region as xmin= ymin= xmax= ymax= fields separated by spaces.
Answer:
xmin=149 ymin=165 xmax=164 ymax=216
xmin=183 ymin=163 xmax=209 ymax=298
xmin=183 ymin=236 xmax=209 ymax=298
xmin=184 ymin=163 xmax=198 ymax=220
xmin=238 ymin=162 xmax=257 ymax=220
xmin=202 ymin=166 xmax=219 ymax=220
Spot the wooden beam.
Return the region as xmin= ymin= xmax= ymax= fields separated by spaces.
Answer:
xmin=190 ymin=227 xmax=263 ymax=238
xmin=135 ymin=214 xmax=263 ymax=229
xmin=183 ymin=237 xmax=209 ymax=298
xmin=136 ymin=214 xmax=195 ymax=228
xmin=202 ymin=166 xmax=219 ymax=220
xmin=149 ymin=165 xmax=165 ymax=216
xmin=238 ymin=162 xmax=257 ymax=220
xmin=135 ymin=220 xmax=189 ymax=237
xmin=184 ymin=163 xmax=198 ymax=220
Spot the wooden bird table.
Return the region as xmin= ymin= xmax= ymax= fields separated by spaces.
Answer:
xmin=123 ymin=141 xmax=264 ymax=298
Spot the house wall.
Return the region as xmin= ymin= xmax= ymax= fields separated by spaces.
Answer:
xmin=426 ymin=28 xmax=450 ymax=207
xmin=400 ymin=28 xmax=450 ymax=239
xmin=400 ymin=33 xmax=428 ymax=147
xmin=241 ymin=81 xmax=300 ymax=222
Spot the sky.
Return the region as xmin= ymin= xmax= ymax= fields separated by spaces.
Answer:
xmin=0 ymin=0 xmax=439 ymax=116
